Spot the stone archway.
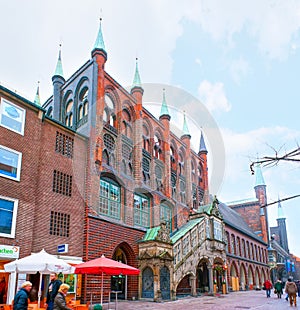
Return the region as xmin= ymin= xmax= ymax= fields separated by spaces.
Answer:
xmin=142 ymin=267 xmax=154 ymax=298
xmin=240 ymin=264 xmax=246 ymax=290
xmin=230 ymin=263 xmax=239 ymax=291
xmin=197 ymin=259 xmax=210 ymax=293
xmin=254 ymin=267 xmax=260 ymax=288
xmin=248 ymin=266 xmax=254 ymax=290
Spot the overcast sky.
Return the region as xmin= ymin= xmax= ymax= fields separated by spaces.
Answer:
xmin=1 ymin=0 xmax=300 ymax=256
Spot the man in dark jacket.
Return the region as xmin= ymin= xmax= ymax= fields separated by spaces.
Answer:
xmin=45 ymin=274 xmax=62 ymax=310
xmin=13 ymin=281 xmax=32 ymax=310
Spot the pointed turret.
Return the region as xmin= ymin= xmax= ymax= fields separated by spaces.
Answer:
xmin=52 ymin=46 xmax=65 ymax=121
xmin=277 ymin=197 xmax=285 ymax=219
xmin=199 ymin=130 xmax=207 ymax=154
xmin=159 ymin=89 xmax=170 ymax=120
xmin=131 ymin=58 xmax=143 ymax=94
xmin=181 ymin=112 xmax=190 ymax=137
xmin=92 ymin=18 xmax=107 ymax=61
xmin=34 ymin=82 xmax=41 ymax=106
xmin=54 ymin=47 xmax=64 ymax=78
xmin=276 ymin=198 xmax=289 ymax=252
xmin=255 ymin=164 xmax=265 ymax=187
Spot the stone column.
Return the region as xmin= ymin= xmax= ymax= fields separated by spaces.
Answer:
xmin=190 ymin=275 xmax=197 ymax=296
xmin=208 ymin=266 xmax=214 ymax=294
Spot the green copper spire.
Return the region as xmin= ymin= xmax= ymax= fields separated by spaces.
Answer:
xmin=182 ymin=112 xmax=190 ymax=136
xmin=255 ymin=163 xmax=265 ymax=186
xmin=93 ymin=18 xmax=106 ymax=52
xmin=277 ymin=196 xmax=285 ymax=219
xmin=199 ymin=130 xmax=207 ymax=153
xmin=34 ymin=82 xmax=41 ymax=106
xmin=160 ymin=89 xmax=170 ymax=116
xmin=132 ymin=58 xmax=142 ymax=88
xmin=54 ymin=46 xmax=64 ymax=78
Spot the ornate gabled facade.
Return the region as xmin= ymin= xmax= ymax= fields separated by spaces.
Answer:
xmin=138 ymin=197 xmax=226 ymax=301
xmin=41 ymin=21 xmax=211 ymax=302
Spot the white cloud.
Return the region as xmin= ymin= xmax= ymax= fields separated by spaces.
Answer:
xmin=198 ymin=80 xmax=231 ymax=112
xmin=229 ymin=57 xmax=250 ymax=84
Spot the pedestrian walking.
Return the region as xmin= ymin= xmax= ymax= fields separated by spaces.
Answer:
xmin=263 ymin=279 xmax=272 ymax=298
xmin=45 ymin=273 xmax=62 ymax=310
xmin=274 ymin=279 xmax=283 ymax=299
xmin=13 ymin=281 xmax=32 ymax=310
xmin=285 ymin=277 xmax=297 ymax=306
xmin=53 ymin=284 xmax=72 ymax=310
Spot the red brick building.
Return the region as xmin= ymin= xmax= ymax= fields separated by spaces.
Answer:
xmin=0 ymin=21 xmax=271 ymax=304
xmin=0 ymin=85 xmax=87 ymax=302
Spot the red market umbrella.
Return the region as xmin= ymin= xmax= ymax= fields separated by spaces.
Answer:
xmin=74 ymin=255 xmax=140 ymax=304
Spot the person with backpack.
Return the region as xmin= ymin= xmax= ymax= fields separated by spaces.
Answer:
xmin=285 ymin=277 xmax=298 ymax=306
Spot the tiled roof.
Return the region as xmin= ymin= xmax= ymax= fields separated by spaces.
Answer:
xmin=170 ymin=217 xmax=204 ymax=243
xmin=219 ymin=202 xmax=267 ymax=245
xmin=226 ymin=197 xmax=259 ymax=206
xmin=141 ymin=226 xmax=160 ymax=241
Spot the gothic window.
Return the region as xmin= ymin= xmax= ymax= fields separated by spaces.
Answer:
xmin=236 ymin=237 xmax=241 ymax=256
xmin=198 ymin=165 xmax=202 ymax=184
xmin=182 ymin=235 xmax=190 ymax=256
xmin=174 ymin=243 xmax=181 ymax=265
xmin=153 ymin=134 xmax=162 ymax=159
xmin=191 ymin=228 xmax=197 ymax=248
xmin=205 ymin=218 xmax=211 ymax=238
xmin=178 ymin=153 xmax=184 ymax=175
xmin=191 ymin=160 xmax=196 ymax=183
xmin=103 ymin=134 xmax=115 ymax=168
xmin=142 ymin=125 xmax=150 ymax=152
xmin=134 ymin=193 xmax=150 ymax=228
xmin=65 ymin=100 xmax=73 ymax=127
xmin=155 ymin=164 xmax=163 ymax=191
xmin=179 ymin=179 xmax=186 ymax=204
xmin=231 ymin=234 xmax=236 ymax=254
xmin=198 ymin=221 xmax=205 ymax=242
xmin=142 ymin=157 xmax=150 ymax=184
xmin=171 ymin=173 xmax=177 ymax=199
xmin=104 ymin=94 xmax=116 ymax=128
xmin=121 ymin=109 xmax=132 ymax=139
xmin=225 ymin=231 xmax=230 ymax=253
xmin=77 ymin=87 xmax=89 ymax=127
xmin=122 ymin=143 xmax=132 ymax=177
xmin=170 ymin=145 xmax=177 ymax=170
xmin=242 ymin=239 xmax=246 ymax=257
xmin=99 ymin=178 xmax=121 ymax=219
xmin=160 ymin=204 xmax=172 ymax=233
xmin=213 ymin=220 xmax=222 ymax=241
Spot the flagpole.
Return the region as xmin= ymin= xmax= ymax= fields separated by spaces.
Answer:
xmin=101 ymin=272 xmax=103 ymax=305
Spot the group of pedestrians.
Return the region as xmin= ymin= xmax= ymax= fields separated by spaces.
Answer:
xmin=13 ymin=273 xmax=73 ymax=310
xmin=263 ymin=277 xmax=300 ymax=307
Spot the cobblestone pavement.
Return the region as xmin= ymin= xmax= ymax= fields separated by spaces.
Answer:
xmin=102 ymin=290 xmax=298 ymax=310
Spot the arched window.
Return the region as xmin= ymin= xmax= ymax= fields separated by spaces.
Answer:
xmin=99 ymin=178 xmax=121 ymax=219
xmin=170 ymin=145 xmax=177 ymax=171
xmin=78 ymin=87 xmax=89 ymax=126
xmin=65 ymin=100 xmax=73 ymax=127
xmin=134 ymin=193 xmax=150 ymax=228
xmin=104 ymin=94 xmax=116 ymax=128
xmin=143 ymin=125 xmax=150 ymax=152
xmin=178 ymin=153 xmax=184 ymax=175
xmin=153 ymin=134 xmax=162 ymax=159
xmin=160 ymin=204 xmax=172 ymax=233
xmin=191 ymin=160 xmax=196 ymax=183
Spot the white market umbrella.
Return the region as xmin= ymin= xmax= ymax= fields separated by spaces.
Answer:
xmin=4 ymin=249 xmax=74 ymax=307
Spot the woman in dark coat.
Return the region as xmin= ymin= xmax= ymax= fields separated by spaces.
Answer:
xmin=13 ymin=281 xmax=32 ymax=310
xmin=274 ymin=279 xmax=283 ymax=298
xmin=53 ymin=284 xmax=72 ymax=310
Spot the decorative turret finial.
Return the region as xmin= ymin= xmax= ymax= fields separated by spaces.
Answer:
xmin=277 ymin=196 xmax=285 ymax=219
xmin=160 ymin=88 xmax=170 ymax=117
xmin=254 ymin=163 xmax=265 ymax=187
xmin=34 ymin=81 xmax=41 ymax=106
xmin=54 ymin=44 xmax=64 ymax=78
xmin=199 ymin=129 xmax=208 ymax=153
xmin=182 ymin=111 xmax=190 ymax=136
xmin=93 ymin=17 xmax=106 ymax=52
xmin=132 ymin=57 xmax=142 ymax=89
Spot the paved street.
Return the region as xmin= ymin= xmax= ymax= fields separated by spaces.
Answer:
xmin=103 ymin=290 xmax=298 ymax=310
